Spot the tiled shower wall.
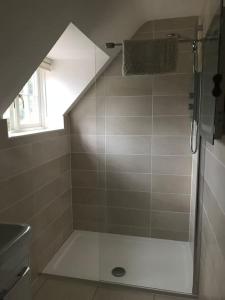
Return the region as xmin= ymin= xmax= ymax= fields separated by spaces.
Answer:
xmin=0 ymin=119 xmax=73 ymax=288
xmin=70 ymin=17 xmax=197 ymax=241
xmin=198 ymin=1 xmax=225 ymax=299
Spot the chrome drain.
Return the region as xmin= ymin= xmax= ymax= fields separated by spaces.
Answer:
xmin=112 ymin=267 xmax=126 ymax=277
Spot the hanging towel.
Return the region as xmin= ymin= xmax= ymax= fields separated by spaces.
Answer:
xmin=122 ymin=38 xmax=178 ymax=76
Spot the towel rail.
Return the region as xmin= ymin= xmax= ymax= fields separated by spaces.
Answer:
xmin=105 ymin=36 xmax=218 ymax=49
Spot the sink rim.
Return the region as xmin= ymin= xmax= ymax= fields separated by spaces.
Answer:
xmin=0 ymin=223 xmax=31 ymax=257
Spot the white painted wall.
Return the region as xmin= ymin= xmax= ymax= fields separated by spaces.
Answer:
xmin=44 ymin=23 xmax=108 ymax=129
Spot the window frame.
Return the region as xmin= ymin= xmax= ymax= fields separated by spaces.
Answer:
xmin=9 ymin=68 xmax=47 ymax=133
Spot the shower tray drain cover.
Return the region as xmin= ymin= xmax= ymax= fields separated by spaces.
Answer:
xmin=112 ymin=267 xmax=126 ymax=277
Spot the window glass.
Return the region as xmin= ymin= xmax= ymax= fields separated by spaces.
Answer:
xmin=3 ymin=69 xmax=46 ymax=133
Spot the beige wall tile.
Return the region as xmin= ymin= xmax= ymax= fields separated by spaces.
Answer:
xmin=0 ymin=169 xmax=33 ymax=211
xmin=107 ymin=172 xmax=151 ymax=192
xmin=106 ymin=135 xmax=151 ymax=155
xmin=106 ymin=117 xmax=152 ymax=135
xmin=151 ymin=228 xmax=189 ymax=241
xmin=70 ymin=116 xmax=105 ymax=135
xmin=71 ymin=153 xmax=105 ymax=171
xmin=106 ymin=154 xmax=151 ymax=173
xmin=106 ymin=96 xmax=152 ymax=116
xmin=108 ymin=224 xmax=149 ymax=237
xmin=151 ymin=210 xmax=190 ymax=232
xmin=153 ymin=96 xmax=189 ymax=116
xmin=0 ymin=144 xmax=33 ymax=180
xmin=31 ymin=207 xmax=73 ymax=278
xmin=30 ymin=190 xmax=71 ymax=240
xmin=153 ymin=74 xmax=193 ymax=96
xmin=0 ymin=193 xmax=34 ymax=224
xmin=132 ymin=32 xmax=154 ymax=40
xmin=73 ymin=204 xmax=106 ymax=224
xmin=106 ymin=76 xmax=152 ymax=96
xmin=138 ymin=21 xmax=154 ymax=33
xmin=69 ymin=96 xmax=97 ymax=119
xmin=0 ymin=171 xmax=70 ymax=222
xmin=71 ymin=134 xmax=105 ymax=154
xmin=32 ymin=158 xmax=62 ymax=191
xmin=152 ymin=193 xmax=190 ymax=212
xmin=152 ymin=136 xmax=190 ymax=155
xmin=199 ymin=211 xmax=225 ymax=299
xmin=72 ymin=170 xmax=105 ymax=188
xmin=152 ymin=156 xmax=192 ymax=175
xmin=152 ymin=174 xmax=191 ymax=194
xmin=72 ymin=188 xmax=106 ymax=206
xmin=104 ymin=54 xmax=123 ymax=77
xmin=154 ymin=16 xmax=198 ymax=31
xmin=153 ymin=116 xmax=190 ymax=136
xmin=108 ymin=207 xmax=149 ymax=228
xmin=203 ymin=181 xmax=225 ymax=259
xmin=206 ymin=136 xmax=225 ymax=166
xmin=74 ymin=220 xmax=106 ymax=233
xmin=107 ymin=190 xmax=150 ymax=210
xmin=204 ymin=148 xmax=225 ymax=213
xmin=31 ymin=135 xmax=70 ymax=167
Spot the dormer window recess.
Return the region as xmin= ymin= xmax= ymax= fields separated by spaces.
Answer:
xmin=4 ymin=58 xmax=53 ymax=135
xmin=3 ymin=23 xmax=109 ymax=137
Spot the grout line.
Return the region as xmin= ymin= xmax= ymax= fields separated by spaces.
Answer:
xmin=72 ymin=187 xmax=190 ymax=197
xmin=103 ymin=71 xmax=109 ymax=233
xmin=104 ymin=115 xmax=190 ymax=118
xmin=0 ymin=132 xmax=69 ymax=152
xmin=91 ymin=285 xmax=99 ymax=300
xmin=71 ymin=169 xmax=192 ymax=177
xmin=204 ymin=175 xmax=225 ymax=219
xmin=27 ymin=189 xmax=71 ymax=225
xmin=205 ymin=146 xmax=225 ymax=170
xmin=104 ymin=114 xmax=191 ymax=118
xmin=31 ymin=204 xmax=72 ymax=247
xmin=73 ymin=202 xmax=190 ymax=215
xmin=72 ymin=152 xmax=192 ymax=157
xmin=0 ymin=152 xmax=70 ymax=183
xmin=0 ymin=169 xmax=70 ymax=214
xmin=150 ymin=77 xmax=154 ymax=237
xmin=203 ymin=206 xmax=225 ymax=266
xmin=71 ymin=134 xmax=190 ymax=137
xmin=71 ymin=152 xmax=192 ymax=157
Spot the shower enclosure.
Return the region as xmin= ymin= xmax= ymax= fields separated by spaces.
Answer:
xmin=44 ymin=1 xmax=223 ymax=296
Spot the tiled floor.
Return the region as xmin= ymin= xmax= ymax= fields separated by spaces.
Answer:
xmin=33 ymin=275 xmax=195 ymax=300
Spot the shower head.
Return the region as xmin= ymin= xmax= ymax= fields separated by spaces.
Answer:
xmin=106 ymin=42 xmax=116 ymax=49
xmin=105 ymin=42 xmax=122 ymax=49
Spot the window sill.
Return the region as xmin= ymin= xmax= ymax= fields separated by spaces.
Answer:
xmin=8 ymin=127 xmax=64 ymax=138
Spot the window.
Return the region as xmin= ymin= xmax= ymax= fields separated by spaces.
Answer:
xmin=4 ymin=68 xmax=47 ymax=133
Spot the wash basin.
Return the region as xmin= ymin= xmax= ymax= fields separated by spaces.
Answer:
xmin=0 ymin=224 xmax=31 ymax=299
xmin=0 ymin=223 xmax=31 ymax=265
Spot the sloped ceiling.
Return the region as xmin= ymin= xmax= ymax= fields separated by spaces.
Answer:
xmin=0 ymin=0 xmax=204 ymax=116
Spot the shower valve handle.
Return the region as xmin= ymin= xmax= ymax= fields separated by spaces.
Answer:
xmin=212 ymin=73 xmax=222 ymax=97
